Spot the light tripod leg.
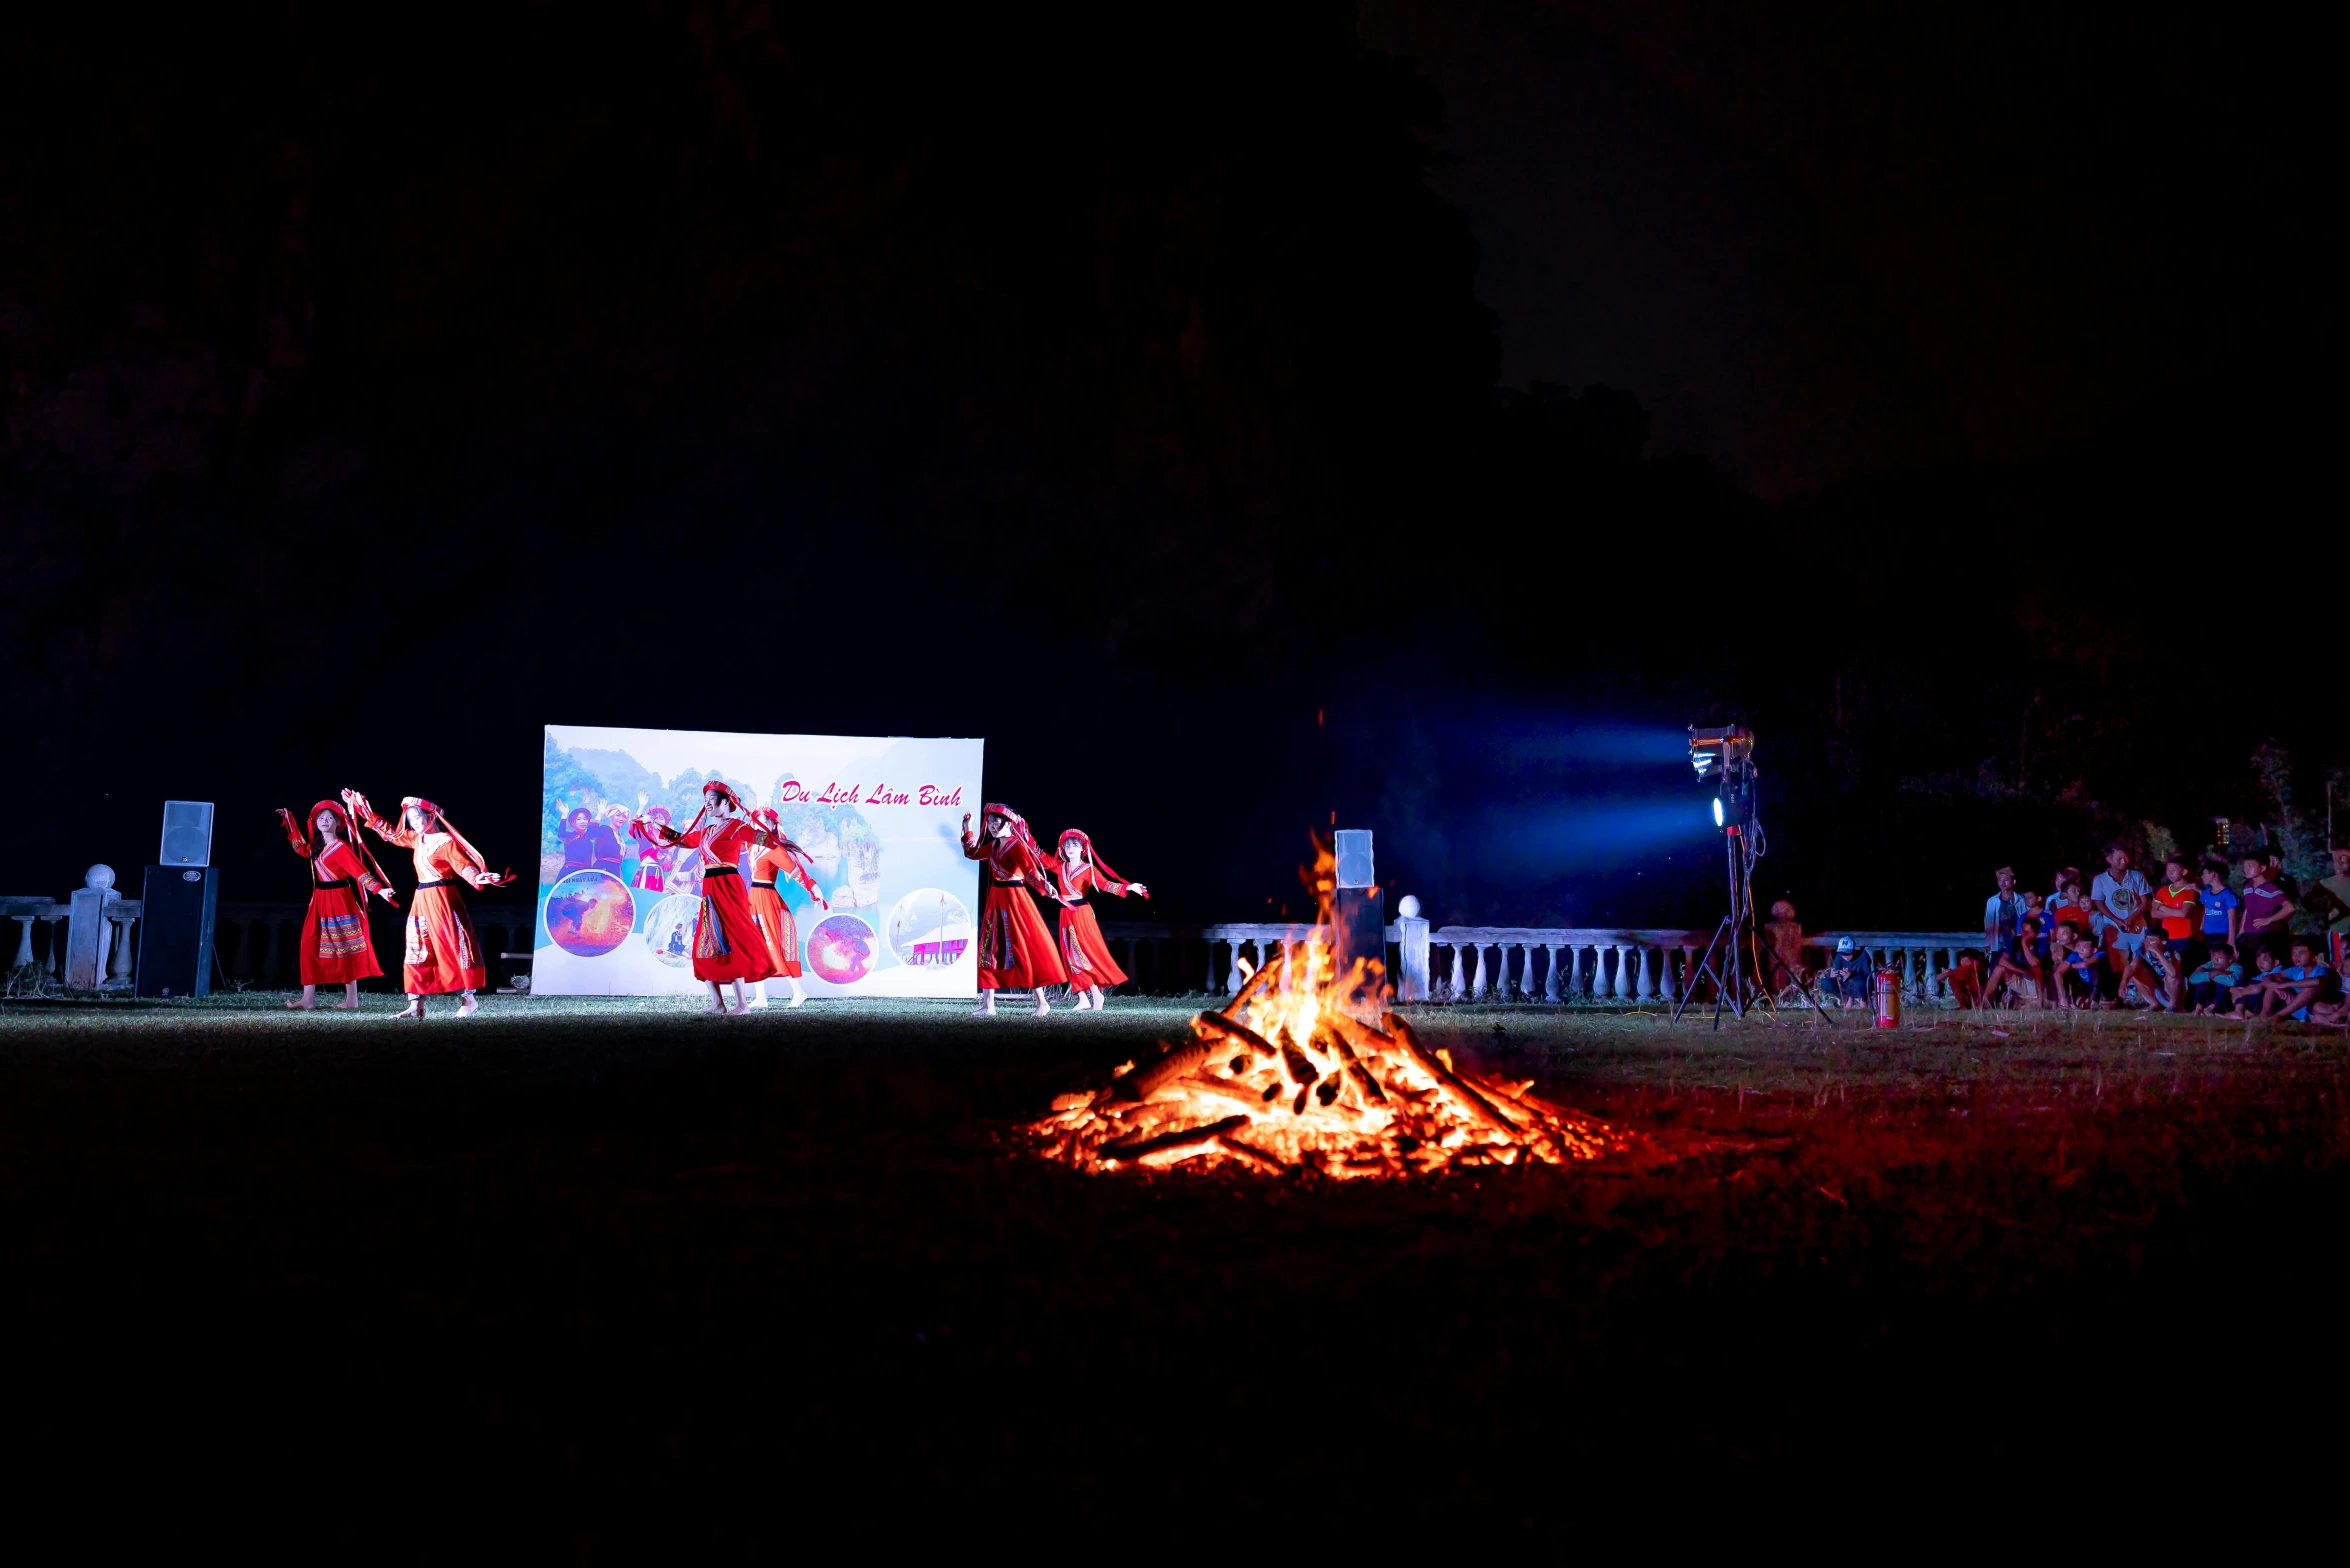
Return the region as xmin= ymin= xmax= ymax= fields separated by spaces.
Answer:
xmin=1673 ymin=916 xmax=1733 ymax=1026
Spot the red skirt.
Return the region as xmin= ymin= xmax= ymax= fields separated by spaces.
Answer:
xmin=1057 ymin=901 xmax=1126 ymax=990
xmin=403 ymin=883 xmax=485 ymax=995
xmin=749 ymin=883 xmax=802 ymax=978
xmin=692 ymin=870 xmax=777 ymax=985
xmin=978 ymin=883 xmax=1066 ymax=991
xmin=300 ymin=883 xmax=382 ymax=986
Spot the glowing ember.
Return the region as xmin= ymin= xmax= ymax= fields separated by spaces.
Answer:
xmin=1025 ymin=847 xmax=1636 ymax=1178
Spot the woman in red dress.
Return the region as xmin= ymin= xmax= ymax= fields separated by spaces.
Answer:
xmin=274 ymin=799 xmax=399 ymax=1010
xmin=1050 ymin=829 xmax=1149 ymax=1011
xmin=345 ymin=789 xmax=515 ymax=1019
xmin=744 ymin=807 xmax=827 ymax=1009
xmin=962 ymin=803 xmax=1071 ymax=1017
xmin=632 ymin=780 xmax=780 ymax=1014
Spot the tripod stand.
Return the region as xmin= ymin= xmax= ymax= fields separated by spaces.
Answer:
xmin=1670 ymin=813 xmax=1835 ymax=1030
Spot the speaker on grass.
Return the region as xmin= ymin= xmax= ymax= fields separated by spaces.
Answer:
xmin=160 ymin=800 xmax=214 ymax=867
xmin=136 ymin=864 xmax=219 ymax=999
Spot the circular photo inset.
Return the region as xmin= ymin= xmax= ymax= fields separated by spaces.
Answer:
xmin=642 ymin=893 xmax=701 ymax=969
xmin=887 ymin=887 xmax=971 ymax=969
xmin=806 ymin=912 xmax=878 ymax=986
xmin=543 ymin=869 xmax=635 ymax=958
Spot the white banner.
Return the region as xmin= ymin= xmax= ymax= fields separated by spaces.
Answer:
xmin=531 ymin=725 xmax=983 ymax=996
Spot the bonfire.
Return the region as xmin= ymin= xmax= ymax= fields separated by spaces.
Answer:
xmin=1026 ymin=851 xmax=1636 ymax=1178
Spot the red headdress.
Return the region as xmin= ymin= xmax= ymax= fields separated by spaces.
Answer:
xmin=981 ymin=802 xmax=1054 ymax=876
xmin=292 ymin=798 xmax=397 ymax=892
xmin=1056 ymin=829 xmax=1141 ymax=895
xmin=401 ymin=795 xmax=511 ymax=885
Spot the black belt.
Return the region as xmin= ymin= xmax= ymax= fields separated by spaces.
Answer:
xmin=415 ymin=877 xmax=464 ymax=891
xmin=751 ymin=880 xmax=776 ymax=890
xmin=312 ymin=878 xmax=353 ymax=891
xmin=702 ymin=865 xmax=738 ymax=877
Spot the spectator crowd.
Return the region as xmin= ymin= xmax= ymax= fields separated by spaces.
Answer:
xmin=1965 ymin=843 xmax=2350 ymax=1023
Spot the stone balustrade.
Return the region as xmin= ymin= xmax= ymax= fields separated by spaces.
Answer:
xmin=5 ymin=888 xmax=1986 ymax=1006
xmin=3 ymin=895 xmax=533 ymax=990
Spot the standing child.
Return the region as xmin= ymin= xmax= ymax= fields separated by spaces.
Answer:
xmin=2237 ymin=855 xmax=2295 ymax=968
xmin=346 ymin=790 xmax=515 ymax=1019
xmin=275 ymin=799 xmax=398 ymax=1010
xmin=1050 ymin=829 xmax=1150 ymax=1010
xmin=2150 ymin=857 xmax=2203 ymax=971
xmin=963 ymin=805 xmax=1071 ymax=1017
xmin=2199 ymin=861 xmax=2240 ymax=958
xmin=744 ymin=807 xmax=826 ymax=1009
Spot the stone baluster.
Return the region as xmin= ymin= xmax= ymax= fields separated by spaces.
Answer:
xmin=1634 ymin=943 xmax=1656 ymax=1000
xmin=1659 ymin=945 xmax=1681 ymax=1003
xmin=1515 ymin=942 xmax=1533 ymax=1001
xmin=9 ymin=916 xmax=32 ymax=971
xmin=1612 ymin=943 xmax=1636 ymax=1000
xmin=1538 ymin=943 xmax=1558 ymax=1001
xmin=108 ymin=917 xmax=136 ymax=987
xmin=1467 ymin=943 xmax=1488 ymax=1001
xmin=1206 ymin=940 xmax=1219 ymax=994
xmin=1919 ymin=946 xmax=1939 ymax=1001
xmin=1441 ymin=943 xmax=1461 ymax=1001
xmin=1223 ymin=939 xmax=1244 ymax=995
xmin=1570 ymin=944 xmax=1591 ymax=997
xmin=1276 ymin=938 xmax=1294 ymax=993
xmin=1903 ymin=946 xmax=1920 ymax=998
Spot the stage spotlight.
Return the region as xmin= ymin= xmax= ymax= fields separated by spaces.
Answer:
xmin=1677 ymin=722 xmax=1827 ymax=1029
xmin=1711 ymin=795 xmax=1725 ymax=829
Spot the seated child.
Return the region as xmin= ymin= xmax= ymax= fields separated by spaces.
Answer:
xmin=2228 ymin=948 xmax=2285 ymax=1016
xmin=1946 ymin=953 xmax=1986 ymax=1009
xmin=2185 ymin=943 xmax=2241 ymax=1014
xmin=2259 ymin=942 xmax=2340 ymax=1023
xmin=2058 ymin=933 xmax=2108 ymax=1008
xmin=2311 ymin=954 xmax=2350 ymax=1027
xmin=1983 ymin=917 xmax=2046 ymax=1007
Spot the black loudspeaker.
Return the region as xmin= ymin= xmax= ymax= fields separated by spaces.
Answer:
xmin=136 ymin=864 xmax=219 ymax=999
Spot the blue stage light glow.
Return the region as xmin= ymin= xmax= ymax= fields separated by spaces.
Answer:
xmin=1712 ymin=795 xmax=1726 ymax=829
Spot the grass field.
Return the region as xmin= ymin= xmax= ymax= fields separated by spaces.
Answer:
xmin=4 ymin=993 xmax=2346 ymax=1544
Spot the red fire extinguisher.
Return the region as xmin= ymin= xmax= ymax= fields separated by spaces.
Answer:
xmin=1873 ymin=966 xmax=1902 ymax=1029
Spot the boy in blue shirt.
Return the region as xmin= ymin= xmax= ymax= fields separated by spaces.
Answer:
xmin=2252 ymin=942 xmax=2338 ymax=1023
xmin=2198 ymin=861 xmax=2239 ymax=962
xmin=2186 ymin=943 xmax=2241 ymax=1015
xmin=2058 ymin=934 xmax=2108 ymax=1008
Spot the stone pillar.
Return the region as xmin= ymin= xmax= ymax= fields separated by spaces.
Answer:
xmin=11 ymin=916 xmax=35 ymax=970
xmin=1469 ymin=943 xmax=1489 ymax=1001
xmin=1223 ymin=939 xmax=1245 ymax=995
xmin=1903 ymin=946 xmax=1920 ymax=997
xmin=1660 ymin=946 xmax=1680 ymax=1003
xmin=1396 ymin=904 xmax=1430 ymax=1003
xmin=1540 ymin=943 xmax=1562 ymax=1001
xmin=108 ymin=917 xmax=136 ymax=987
xmin=1613 ymin=943 xmax=1636 ymax=1000
xmin=1919 ymin=946 xmax=1939 ymax=1001
xmin=1634 ymin=943 xmax=1656 ymax=1001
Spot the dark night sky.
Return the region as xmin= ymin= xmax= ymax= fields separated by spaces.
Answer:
xmin=2 ymin=1 xmax=2337 ymax=933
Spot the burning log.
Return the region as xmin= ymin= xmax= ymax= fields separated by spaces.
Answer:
xmin=1194 ymin=1010 xmax=1279 ymax=1060
xmin=1098 ymin=1114 xmax=1251 ymax=1163
xmin=1117 ymin=1039 xmax=1214 ymax=1101
xmin=1384 ymin=1014 xmax=1520 ymax=1136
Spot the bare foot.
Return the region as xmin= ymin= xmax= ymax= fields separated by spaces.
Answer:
xmin=787 ymin=992 xmax=806 ymax=1009
xmin=285 ymin=998 xmax=315 ymax=1011
xmin=397 ymin=1002 xmax=425 ymax=1020
xmin=1033 ymin=996 xmax=1052 ymax=1017
xmin=705 ymin=1001 xmax=729 ymax=1014
xmin=748 ymin=992 xmax=770 ymax=1009
xmin=456 ymin=997 xmax=480 ymax=1019
xmin=331 ymin=1000 xmax=362 ymax=1010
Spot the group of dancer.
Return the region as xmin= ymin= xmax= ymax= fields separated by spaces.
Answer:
xmin=279 ymin=783 xmax=1148 ymax=1018
xmin=963 ymin=803 xmax=1147 ymax=1016
xmin=273 ymin=791 xmax=514 ymax=1017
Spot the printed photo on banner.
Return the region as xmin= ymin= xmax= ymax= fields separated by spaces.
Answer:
xmin=532 ymin=725 xmax=984 ymax=997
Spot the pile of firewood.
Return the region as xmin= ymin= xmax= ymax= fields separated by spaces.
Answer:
xmin=1026 ymin=963 xmax=1634 ymax=1177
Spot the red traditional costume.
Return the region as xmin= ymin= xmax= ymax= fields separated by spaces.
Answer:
xmin=353 ymin=793 xmax=510 ymax=995
xmin=630 ymin=808 xmax=675 ymax=891
xmin=1050 ymin=829 xmax=1145 ymax=992
xmin=963 ymin=804 xmax=1069 ymax=991
xmin=747 ymin=808 xmax=825 ymax=979
xmin=633 ymin=784 xmax=777 ymax=986
xmin=277 ymin=800 xmax=392 ymax=985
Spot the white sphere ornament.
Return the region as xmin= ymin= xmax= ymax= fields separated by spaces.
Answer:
xmin=1397 ymin=894 xmax=1421 ymax=918
xmin=84 ymin=864 xmax=116 ymax=892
